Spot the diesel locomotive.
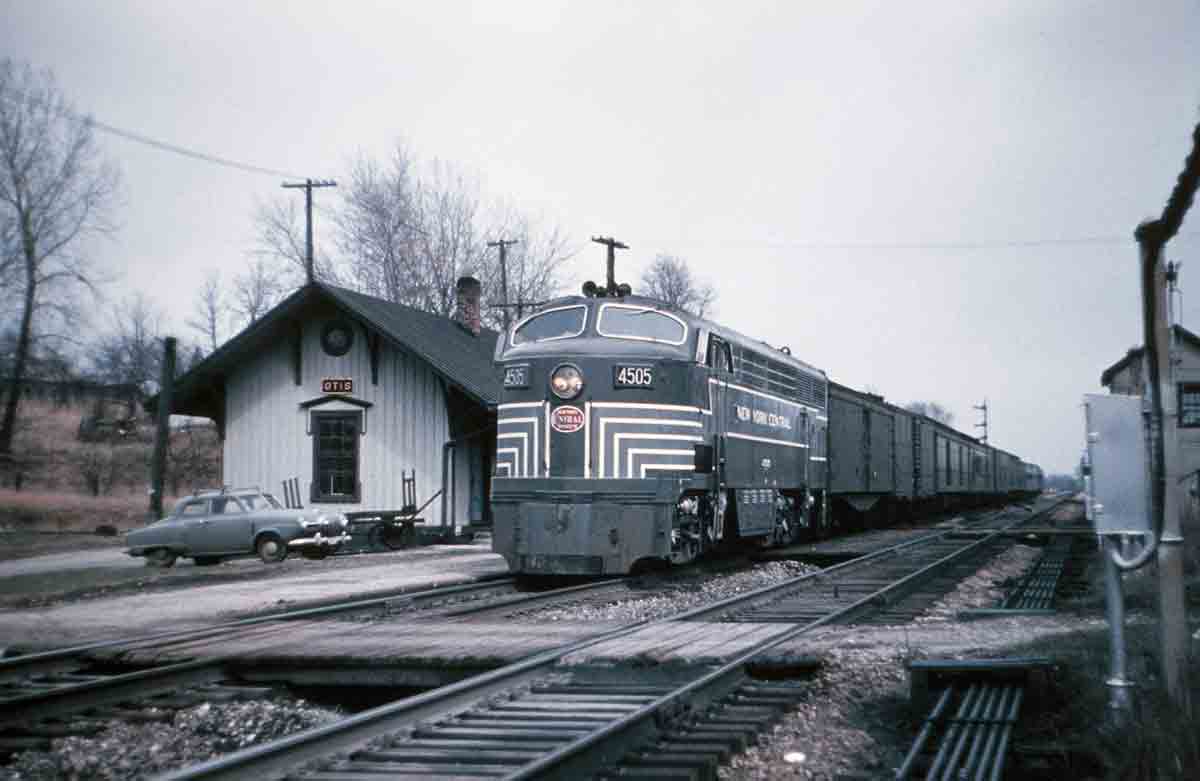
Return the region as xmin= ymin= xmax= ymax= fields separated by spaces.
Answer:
xmin=491 ymin=285 xmax=830 ymax=575
xmin=491 ymin=266 xmax=1042 ymax=576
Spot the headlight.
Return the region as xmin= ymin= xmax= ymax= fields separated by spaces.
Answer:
xmin=550 ymin=364 xmax=584 ymax=399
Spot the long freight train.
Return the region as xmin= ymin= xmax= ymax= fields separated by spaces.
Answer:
xmin=491 ymin=286 xmax=1041 ymax=576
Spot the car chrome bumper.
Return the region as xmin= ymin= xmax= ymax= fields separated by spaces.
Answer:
xmin=288 ymin=532 xmax=352 ymax=549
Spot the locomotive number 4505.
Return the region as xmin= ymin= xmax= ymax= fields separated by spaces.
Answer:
xmin=614 ymin=365 xmax=654 ymax=388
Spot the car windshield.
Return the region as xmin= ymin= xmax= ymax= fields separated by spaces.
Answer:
xmin=597 ymin=304 xmax=687 ymax=344
xmin=512 ymin=306 xmax=587 ymax=344
xmin=239 ymin=493 xmax=279 ymax=511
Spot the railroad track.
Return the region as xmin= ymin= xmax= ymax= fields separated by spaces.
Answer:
xmin=159 ymin=498 xmax=1066 ymax=781
xmin=0 ymin=572 xmax=658 ymax=737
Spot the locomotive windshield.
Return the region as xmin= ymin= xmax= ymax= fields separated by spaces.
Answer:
xmin=511 ymin=305 xmax=587 ymax=345
xmin=597 ymin=304 xmax=687 ymax=345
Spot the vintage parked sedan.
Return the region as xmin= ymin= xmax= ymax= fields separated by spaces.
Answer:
xmin=126 ymin=488 xmax=351 ymax=567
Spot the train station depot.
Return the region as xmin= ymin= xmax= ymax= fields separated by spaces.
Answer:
xmin=162 ymin=278 xmax=499 ymax=533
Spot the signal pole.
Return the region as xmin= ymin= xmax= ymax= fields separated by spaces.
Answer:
xmin=488 ymin=238 xmax=519 ymax=330
xmin=282 ymin=178 xmax=337 ymax=285
xmin=591 ymin=236 xmax=629 ymax=295
xmin=974 ymin=399 xmax=989 ymax=444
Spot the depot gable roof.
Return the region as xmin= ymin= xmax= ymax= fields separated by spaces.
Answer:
xmin=1100 ymin=324 xmax=1200 ymax=387
xmin=157 ymin=282 xmax=499 ymax=421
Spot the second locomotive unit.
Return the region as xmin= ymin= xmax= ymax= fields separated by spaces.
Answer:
xmin=491 ymin=278 xmax=828 ymax=575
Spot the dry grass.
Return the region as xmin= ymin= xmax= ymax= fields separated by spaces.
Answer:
xmin=0 ymin=489 xmax=169 ymax=532
xmin=1013 ymin=621 xmax=1200 ymax=779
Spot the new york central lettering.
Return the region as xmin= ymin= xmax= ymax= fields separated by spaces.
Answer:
xmin=734 ymin=404 xmax=792 ymax=430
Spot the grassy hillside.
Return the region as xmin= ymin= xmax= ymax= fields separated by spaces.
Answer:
xmin=0 ymin=399 xmax=221 ymax=532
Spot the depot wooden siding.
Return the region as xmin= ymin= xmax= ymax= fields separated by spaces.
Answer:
xmin=223 ymin=317 xmax=470 ymax=527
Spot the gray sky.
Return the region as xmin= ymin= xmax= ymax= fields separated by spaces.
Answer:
xmin=4 ymin=1 xmax=1199 ymax=475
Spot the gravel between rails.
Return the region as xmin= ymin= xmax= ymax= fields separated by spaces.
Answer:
xmin=0 ymin=697 xmax=340 ymax=781
xmin=511 ymin=560 xmax=819 ymax=623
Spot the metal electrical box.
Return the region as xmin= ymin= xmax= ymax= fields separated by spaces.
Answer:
xmin=1083 ymin=393 xmax=1151 ymax=534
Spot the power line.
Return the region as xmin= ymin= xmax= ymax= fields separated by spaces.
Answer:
xmin=0 ymin=84 xmax=306 ymax=180
xmin=639 ymin=233 xmax=1200 ymax=252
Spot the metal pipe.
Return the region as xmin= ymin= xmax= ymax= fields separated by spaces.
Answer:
xmin=1104 ymin=536 xmax=1136 ymax=725
xmin=988 ymin=687 xmax=1024 ymax=781
xmin=926 ymin=684 xmax=979 ymax=779
xmin=941 ymin=684 xmax=995 ymax=780
xmin=972 ymin=686 xmax=1014 ymax=781
xmin=961 ymin=684 xmax=1006 ymax=777
xmin=895 ymin=686 xmax=954 ymax=780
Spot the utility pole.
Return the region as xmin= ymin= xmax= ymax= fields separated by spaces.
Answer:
xmin=974 ymin=399 xmax=989 ymax=444
xmin=591 ymin=236 xmax=629 ymax=295
xmin=281 ymin=178 xmax=337 ymax=285
xmin=149 ymin=337 xmax=176 ymax=521
xmin=1133 ymin=112 xmax=1200 ymax=713
xmin=488 ymin=238 xmax=519 ymax=330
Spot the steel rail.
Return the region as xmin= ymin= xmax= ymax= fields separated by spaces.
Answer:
xmin=0 ymin=658 xmax=228 ymax=728
xmin=0 ymin=574 xmax=516 ymax=682
xmin=160 ymin=499 xmax=1066 ymax=781
xmin=509 ymin=505 xmax=1052 ymax=780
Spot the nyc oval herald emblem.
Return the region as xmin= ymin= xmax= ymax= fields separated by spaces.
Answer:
xmin=551 ymin=405 xmax=585 ymax=433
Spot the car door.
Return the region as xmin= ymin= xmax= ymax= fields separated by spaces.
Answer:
xmin=203 ymin=497 xmax=254 ymax=554
xmin=179 ymin=499 xmax=214 ymax=552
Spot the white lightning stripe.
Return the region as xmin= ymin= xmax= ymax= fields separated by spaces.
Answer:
xmin=584 ymin=401 xmax=591 ymax=478
xmin=642 ymin=463 xmax=695 ymax=478
xmin=497 ymin=447 xmax=521 ymax=477
xmin=591 ymin=402 xmax=705 ymax=413
xmin=614 ymin=433 xmax=703 ymax=480
xmin=496 ymin=462 xmax=512 ymax=476
xmin=497 ymin=432 xmax=529 ymax=477
xmin=809 ymin=456 xmax=827 ymax=462
xmin=498 ymin=416 xmax=538 ymax=479
xmin=727 ymin=432 xmax=809 ymax=448
xmin=627 ymin=448 xmax=695 ymax=478
xmin=498 ymin=401 xmax=544 ymax=410
xmin=599 ymin=417 xmax=704 ymax=478
xmin=543 ymin=402 xmax=550 ymax=477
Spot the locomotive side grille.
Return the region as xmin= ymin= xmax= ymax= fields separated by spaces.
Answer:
xmin=732 ymin=346 xmax=827 ymax=411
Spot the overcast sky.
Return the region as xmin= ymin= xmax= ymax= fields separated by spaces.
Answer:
xmin=4 ymin=1 xmax=1200 ymax=475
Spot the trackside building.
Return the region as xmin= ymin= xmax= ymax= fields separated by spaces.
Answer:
xmin=163 ymin=279 xmax=499 ymax=532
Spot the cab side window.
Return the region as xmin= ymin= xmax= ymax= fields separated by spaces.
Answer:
xmin=707 ymin=336 xmax=732 ymax=373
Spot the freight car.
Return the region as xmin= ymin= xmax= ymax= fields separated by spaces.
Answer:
xmin=491 ymin=282 xmax=1039 ymax=576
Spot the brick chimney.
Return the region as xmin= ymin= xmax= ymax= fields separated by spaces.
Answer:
xmin=455 ymin=276 xmax=482 ymax=336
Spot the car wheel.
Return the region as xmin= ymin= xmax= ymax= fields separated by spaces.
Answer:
xmin=193 ymin=556 xmax=221 ymax=566
xmin=256 ymin=534 xmax=288 ymax=564
xmin=145 ymin=549 xmax=177 ymax=568
xmin=302 ymin=548 xmax=329 ymax=561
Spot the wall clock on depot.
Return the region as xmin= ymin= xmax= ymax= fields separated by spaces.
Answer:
xmin=321 ymin=319 xmax=355 ymax=357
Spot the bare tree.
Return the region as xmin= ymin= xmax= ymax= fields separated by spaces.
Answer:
xmin=231 ymin=256 xmax=282 ymax=327
xmin=479 ymin=207 xmax=574 ymax=328
xmin=0 ymin=59 xmax=120 ymax=457
xmin=638 ymin=254 xmax=717 ymax=318
xmin=905 ymin=400 xmax=955 ymax=427
xmin=187 ymin=270 xmax=224 ymax=352
xmin=410 ymin=159 xmax=487 ymax=315
xmin=335 ymin=147 xmax=423 ymax=305
xmin=254 ymin=197 xmax=340 ymax=286
xmin=92 ymin=294 xmax=164 ymax=391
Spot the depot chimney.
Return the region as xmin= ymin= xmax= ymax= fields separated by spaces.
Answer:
xmin=455 ymin=276 xmax=482 ymax=336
